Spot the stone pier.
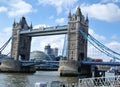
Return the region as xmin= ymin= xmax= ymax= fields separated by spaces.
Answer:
xmin=0 ymin=58 xmax=36 ymax=73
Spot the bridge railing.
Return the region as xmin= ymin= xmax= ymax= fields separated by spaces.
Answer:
xmin=79 ymin=75 xmax=120 ymax=87
xmin=21 ymin=25 xmax=67 ymax=32
xmin=44 ymin=25 xmax=67 ymax=30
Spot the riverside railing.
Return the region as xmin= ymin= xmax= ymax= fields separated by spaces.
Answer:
xmin=79 ymin=75 xmax=120 ymax=87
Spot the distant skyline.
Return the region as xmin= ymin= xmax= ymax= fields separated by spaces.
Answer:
xmin=0 ymin=0 xmax=120 ymax=61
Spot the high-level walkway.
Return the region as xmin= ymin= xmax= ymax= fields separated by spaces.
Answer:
xmin=20 ymin=25 xmax=67 ymax=36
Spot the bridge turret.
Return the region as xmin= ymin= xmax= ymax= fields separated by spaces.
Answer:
xmin=19 ymin=16 xmax=27 ymax=25
xmin=76 ymin=6 xmax=81 ymax=16
xmin=19 ymin=16 xmax=29 ymax=30
xmin=68 ymin=10 xmax=72 ymax=21
xmin=29 ymin=22 xmax=33 ymax=30
xmin=85 ymin=14 xmax=89 ymax=27
xmin=13 ymin=19 xmax=16 ymax=27
xmin=76 ymin=6 xmax=82 ymax=22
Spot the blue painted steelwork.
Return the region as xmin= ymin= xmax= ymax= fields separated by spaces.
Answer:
xmin=62 ymin=34 xmax=67 ymax=56
xmin=82 ymin=60 xmax=120 ymax=66
xmin=0 ymin=37 xmax=11 ymax=53
xmin=20 ymin=60 xmax=59 ymax=67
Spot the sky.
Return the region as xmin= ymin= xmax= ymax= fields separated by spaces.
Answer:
xmin=0 ymin=0 xmax=120 ymax=61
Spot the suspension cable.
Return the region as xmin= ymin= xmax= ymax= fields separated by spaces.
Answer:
xmin=79 ymin=30 xmax=120 ymax=60
xmin=62 ymin=34 xmax=67 ymax=56
xmin=0 ymin=37 xmax=12 ymax=52
xmin=88 ymin=33 xmax=120 ymax=56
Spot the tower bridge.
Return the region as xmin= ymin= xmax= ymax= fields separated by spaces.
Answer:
xmin=9 ymin=6 xmax=90 ymax=76
xmin=0 ymin=6 xmax=120 ymax=77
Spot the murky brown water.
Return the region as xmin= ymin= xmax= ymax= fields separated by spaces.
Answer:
xmin=0 ymin=71 xmax=78 ymax=87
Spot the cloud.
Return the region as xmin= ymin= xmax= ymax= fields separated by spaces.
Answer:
xmin=38 ymin=0 xmax=78 ymax=14
xmin=81 ymin=3 xmax=120 ymax=22
xmin=55 ymin=18 xmax=65 ymax=24
xmin=105 ymin=41 xmax=120 ymax=61
xmin=89 ymin=29 xmax=106 ymax=41
xmin=0 ymin=0 xmax=35 ymax=17
xmin=110 ymin=34 xmax=118 ymax=40
xmin=106 ymin=41 xmax=120 ymax=50
xmin=0 ymin=6 xmax=7 ymax=13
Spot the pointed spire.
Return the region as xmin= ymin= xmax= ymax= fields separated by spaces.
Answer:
xmin=86 ymin=14 xmax=89 ymax=22
xmin=85 ymin=14 xmax=89 ymax=26
xmin=13 ymin=18 xmax=16 ymax=27
xmin=19 ymin=16 xmax=27 ymax=25
xmin=68 ymin=9 xmax=71 ymax=18
xmin=30 ymin=22 xmax=33 ymax=29
xmin=76 ymin=5 xmax=81 ymax=16
xmin=19 ymin=16 xmax=28 ymax=29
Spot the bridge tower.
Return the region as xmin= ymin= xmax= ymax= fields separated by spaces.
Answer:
xmin=11 ymin=17 xmax=32 ymax=60
xmin=59 ymin=6 xmax=91 ymax=77
xmin=67 ymin=6 xmax=88 ymax=61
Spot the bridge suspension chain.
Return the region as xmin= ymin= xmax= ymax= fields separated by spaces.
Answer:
xmin=87 ymin=34 xmax=120 ymax=60
xmin=79 ymin=30 xmax=120 ymax=60
xmin=88 ymin=32 xmax=120 ymax=56
xmin=0 ymin=37 xmax=12 ymax=53
xmin=62 ymin=34 xmax=67 ymax=57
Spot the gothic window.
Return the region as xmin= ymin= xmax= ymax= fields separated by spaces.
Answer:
xmin=80 ymin=35 xmax=85 ymax=44
xmin=71 ymin=51 xmax=73 ymax=59
xmin=72 ymin=44 xmax=73 ymax=47
xmin=72 ymin=24 xmax=74 ymax=27
xmin=22 ymin=39 xmax=26 ymax=49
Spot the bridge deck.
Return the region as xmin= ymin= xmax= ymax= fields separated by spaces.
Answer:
xmin=82 ymin=60 xmax=120 ymax=66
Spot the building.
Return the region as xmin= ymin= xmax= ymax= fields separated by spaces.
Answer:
xmin=30 ymin=51 xmax=52 ymax=61
xmin=44 ymin=44 xmax=58 ymax=58
xmin=51 ymin=48 xmax=58 ymax=57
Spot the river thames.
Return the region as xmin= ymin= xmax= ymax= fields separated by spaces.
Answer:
xmin=0 ymin=71 xmax=78 ymax=87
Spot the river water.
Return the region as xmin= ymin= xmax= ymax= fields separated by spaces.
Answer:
xmin=0 ymin=71 xmax=78 ymax=87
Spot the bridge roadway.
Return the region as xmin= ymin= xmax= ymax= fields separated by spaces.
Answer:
xmin=21 ymin=61 xmax=59 ymax=66
xmin=82 ymin=60 xmax=120 ymax=66
xmin=20 ymin=25 xmax=68 ymax=36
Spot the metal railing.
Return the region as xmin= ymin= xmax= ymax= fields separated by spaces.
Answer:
xmin=79 ymin=75 xmax=120 ymax=87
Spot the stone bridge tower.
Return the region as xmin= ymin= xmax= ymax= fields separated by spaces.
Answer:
xmin=67 ymin=6 xmax=88 ymax=61
xmin=11 ymin=17 xmax=32 ymax=60
xmin=59 ymin=6 xmax=91 ymax=77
